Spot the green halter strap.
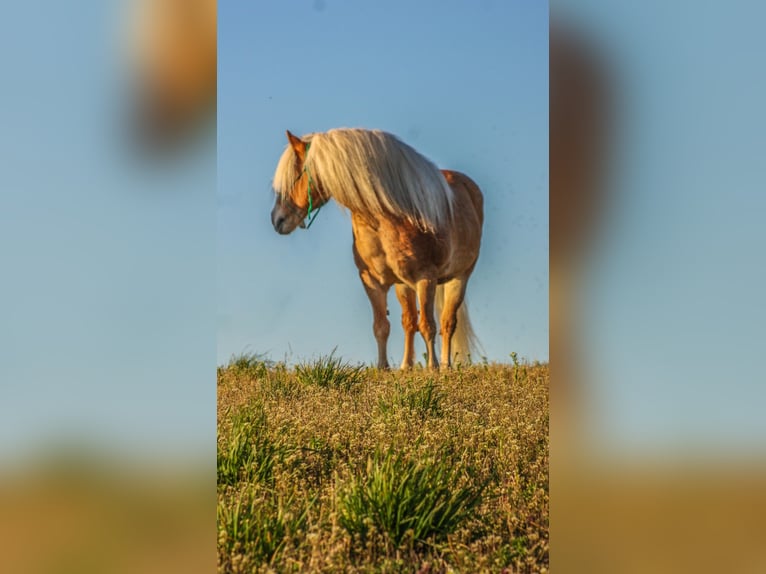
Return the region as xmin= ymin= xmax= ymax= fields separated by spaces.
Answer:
xmin=303 ymin=142 xmax=321 ymax=229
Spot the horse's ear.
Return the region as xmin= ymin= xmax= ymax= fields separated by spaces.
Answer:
xmin=286 ymin=130 xmax=306 ymax=161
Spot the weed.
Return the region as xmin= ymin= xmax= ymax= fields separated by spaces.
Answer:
xmin=337 ymin=449 xmax=484 ymax=548
xmin=227 ymin=352 xmax=272 ymax=379
xmin=295 ymin=353 xmax=365 ymax=391
xmin=380 ymin=379 xmax=444 ymax=420
xmin=217 ymin=406 xmax=286 ymax=487
xmin=217 ymin=489 xmax=311 ymax=569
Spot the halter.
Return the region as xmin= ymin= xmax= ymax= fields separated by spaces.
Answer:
xmin=303 ymin=142 xmax=321 ymax=229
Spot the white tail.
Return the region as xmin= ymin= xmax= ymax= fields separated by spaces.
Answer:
xmin=435 ymin=285 xmax=482 ymax=364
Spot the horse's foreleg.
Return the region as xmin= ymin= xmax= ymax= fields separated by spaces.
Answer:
xmin=360 ymin=271 xmax=391 ymax=369
xmin=415 ymin=278 xmax=438 ymax=370
xmin=439 ymin=278 xmax=468 ymax=367
xmin=395 ymin=284 xmax=418 ymax=370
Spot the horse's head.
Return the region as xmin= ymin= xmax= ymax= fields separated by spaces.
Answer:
xmin=271 ymin=130 xmax=328 ymax=234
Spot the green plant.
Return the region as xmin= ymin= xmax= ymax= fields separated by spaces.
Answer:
xmin=295 ymin=353 xmax=365 ymax=391
xmin=218 ymin=489 xmax=311 ymax=567
xmin=217 ymin=406 xmax=284 ymax=487
xmin=227 ymin=352 xmax=272 ymax=378
xmin=400 ymin=379 xmax=443 ymax=419
xmin=337 ymin=450 xmax=484 ymax=548
xmin=380 ymin=379 xmax=444 ymax=420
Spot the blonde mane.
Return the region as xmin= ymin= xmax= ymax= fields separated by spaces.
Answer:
xmin=273 ymin=128 xmax=454 ymax=231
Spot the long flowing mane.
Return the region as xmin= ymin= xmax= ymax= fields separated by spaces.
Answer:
xmin=273 ymin=128 xmax=454 ymax=232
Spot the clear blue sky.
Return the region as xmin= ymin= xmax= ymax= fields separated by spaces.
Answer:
xmin=558 ymin=2 xmax=766 ymax=454
xmin=0 ymin=1 xmax=216 ymax=462
xmin=218 ymin=0 xmax=549 ymax=366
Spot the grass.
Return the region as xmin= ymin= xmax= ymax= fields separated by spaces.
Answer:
xmin=379 ymin=378 xmax=444 ymax=420
xmin=218 ymin=489 xmax=311 ymax=568
xmin=217 ymin=355 xmax=549 ymax=573
xmin=295 ymin=352 xmax=366 ymax=391
xmin=337 ymin=449 xmax=485 ymax=549
xmin=217 ymin=405 xmax=288 ymax=487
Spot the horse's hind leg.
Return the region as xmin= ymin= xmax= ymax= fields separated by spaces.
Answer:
xmin=395 ymin=284 xmax=418 ymax=370
xmin=439 ymin=277 xmax=468 ymax=367
xmin=360 ymin=271 xmax=391 ymax=369
xmin=415 ymin=278 xmax=439 ymax=370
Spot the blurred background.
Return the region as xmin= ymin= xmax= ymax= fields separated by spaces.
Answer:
xmin=4 ymin=0 xmax=766 ymax=571
xmin=0 ymin=0 xmax=216 ymax=572
xmin=551 ymin=1 xmax=766 ymax=572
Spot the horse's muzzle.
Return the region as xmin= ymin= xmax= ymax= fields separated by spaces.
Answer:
xmin=272 ymin=213 xmax=287 ymax=234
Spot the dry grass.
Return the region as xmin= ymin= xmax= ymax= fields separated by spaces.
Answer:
xmin=217 ymin=355 xmax=548 ymax=573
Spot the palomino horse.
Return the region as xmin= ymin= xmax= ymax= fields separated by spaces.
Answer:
xmin=128 ymin=0 xmax=217 ymax=146
xmin=270 ymin=128 xmax=484 ymax=369
xmin=550 ymin=22 xmax=610 ymax=403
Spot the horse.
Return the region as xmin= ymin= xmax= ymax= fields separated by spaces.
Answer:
xmin=127 ymin=0 xmax=217 ymax=147
xmin=550 ymin=22 xmax=611 ymax=404
xmin=270 ymin=128 xmax=484 ymax=370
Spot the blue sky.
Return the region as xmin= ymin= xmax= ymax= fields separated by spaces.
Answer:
xmin=0 ymin=1 xmax=216 ymax=462
xmin=218 ymin=0 xmax=549 ymax=367
xmin=556 ymin=1 xmax=766 ymax=453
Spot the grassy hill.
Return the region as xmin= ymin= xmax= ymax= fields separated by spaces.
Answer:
xmin=217 ymin=355 xmax=549 ymax=573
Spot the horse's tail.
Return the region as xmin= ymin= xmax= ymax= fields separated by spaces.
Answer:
xmin=435 ymin=285 xmax=482 ymax=365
